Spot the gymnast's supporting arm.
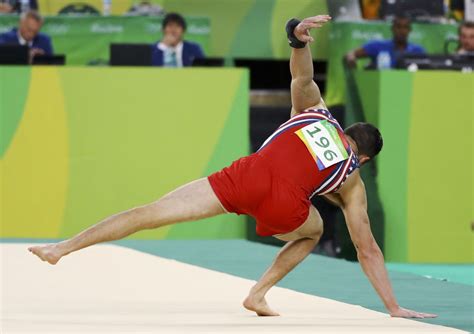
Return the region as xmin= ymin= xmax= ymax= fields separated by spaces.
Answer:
xmin=339 ymin=170 xmax=437 ymax=318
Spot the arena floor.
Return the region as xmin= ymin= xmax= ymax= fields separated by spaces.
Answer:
xmin=1 ymin=240 xmax=472 ymax=333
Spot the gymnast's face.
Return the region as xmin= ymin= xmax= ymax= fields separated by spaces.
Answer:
xmin=344 ymin=135 xmax=370 ymax=166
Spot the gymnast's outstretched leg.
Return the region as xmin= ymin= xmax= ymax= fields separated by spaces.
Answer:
xmin=28 ymin=178 xmax=225 ymax=264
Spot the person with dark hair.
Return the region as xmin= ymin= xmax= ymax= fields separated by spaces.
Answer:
xmin=457 ymin=21 xmax=474 ymax=54
xmin=345 ymin=16 xmax=425 ymax=68
xmin=29 ymin=14 xmax=436 ymax=320
xmin=344 ymin=122 xmax=383 ymax=158
xmin=0 ymin=10 xmax=53 ymax=59
xmin=151 ymin=12 xmax=205 ymax=67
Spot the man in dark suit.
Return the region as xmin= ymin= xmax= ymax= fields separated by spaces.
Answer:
xmin=151 ymin=12 xmax=204 ymax=67
xmin=0 ymin=10 xmax=53 ymax=58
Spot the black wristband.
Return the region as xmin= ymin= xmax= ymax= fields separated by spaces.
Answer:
xmin=285 ymin=18 xmax=306 ymax=49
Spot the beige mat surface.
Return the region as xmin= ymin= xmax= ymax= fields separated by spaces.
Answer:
xmin=1 ymin=243 xmax=466 ymax=333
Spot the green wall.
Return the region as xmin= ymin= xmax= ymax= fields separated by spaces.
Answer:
xmin=0 ymin=67 xmax=249 ymax=239
xmin=0 ymin=1 xmax=458 ymax=103
xmin=406 ymin=72 xmax=473 ymax=262
xmin=354 ymin=70 xmax=473 ymax=263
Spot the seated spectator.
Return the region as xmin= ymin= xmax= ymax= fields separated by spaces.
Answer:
xmin=345 ymin=16 xmax=425 ymax=69
xmin=457 ymin=21 xmax=474 ymax=54
xmin=0 ymin=10 xmax=53 ymax=60
xmin=152 ymin=13 xmax=204 ymax=67
xmin=0 ymin=0 xmax=38 ymax=14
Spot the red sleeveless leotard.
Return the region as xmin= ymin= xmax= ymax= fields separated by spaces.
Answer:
xmin=208 ymin=109 xmax=359 ymax=236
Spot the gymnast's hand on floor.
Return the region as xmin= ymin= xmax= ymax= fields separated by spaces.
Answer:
xmin=293 ymin=14 xmax=331 ymax=43
xmin=389 ymin=306 xmax=437 ymax=319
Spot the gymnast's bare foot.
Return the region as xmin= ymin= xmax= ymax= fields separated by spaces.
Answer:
xmin=243 ymin=294 xmax=280 ymax=316
xmin=28 ymin=244 xmax=64 ymax=265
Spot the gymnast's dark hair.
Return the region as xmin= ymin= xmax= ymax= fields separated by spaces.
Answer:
xmin=344 ymin=122 xmax=383 ymax=159
xmin=162 ymin=12 xmax=187 ymax=31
